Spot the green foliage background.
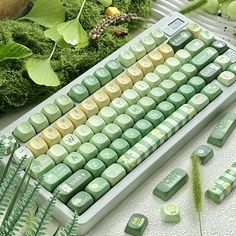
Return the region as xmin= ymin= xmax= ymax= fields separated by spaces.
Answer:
xmin=0 ymin=0 xmax=153 ymax=113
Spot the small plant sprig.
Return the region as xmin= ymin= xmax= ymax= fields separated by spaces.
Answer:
xmin=60 ymin=212 xmax=79 ymax=236
xmin=0 ymin=140 xmax=4 ymax=162
xmin=180 ymin=0 xmax=207 ymax=14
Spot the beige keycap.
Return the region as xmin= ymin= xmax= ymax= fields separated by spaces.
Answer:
xmin=67 ymin=107 xmax=87 ymax=127
xmin=115 ymin=74 xmax=133 ymax=92
xmin=148 ymin=49 xmax=165 ymax=67
xmin=54 ymin=118 xmax=74 ymax=137
xmin=92 ymin=90 xmax=111 ymax=109
xmin=41 ymin=127 xmax=62 ymax=147
xmin=187 ymin=23 xmax=202 ymax=38
xmin=126 ymin=65 xmax=144 ymax=83
xmin=79 ymin=98 xmax=99 ymax=118
xmin=27 ymin=136 xmax=48 ymax=157
xmin=137 ymin=57 xmax=154 ymax=75
xmin=158 ymin=44 xmax=174 ymax=60
xmin=104 ymin=81 xmax=122 ymax=100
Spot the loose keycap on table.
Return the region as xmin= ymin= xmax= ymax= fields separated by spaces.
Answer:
xmin=193 ymin=145 xmax=214 ymax=165
xmin=160 ymin=203 xmax=181 ymax=223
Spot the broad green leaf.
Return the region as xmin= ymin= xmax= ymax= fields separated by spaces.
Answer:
xmin=21 ymin=0 xmax=66 ymax=28
xmin=57 ymin=20 xmax=89 ymax=47
xmin=0 ymin=42 xmax=32 ymax=62
xmin=26 ymin=58 xmax=60 ymax=87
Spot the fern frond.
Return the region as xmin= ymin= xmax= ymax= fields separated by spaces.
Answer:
xmin=218 ymin=0 xmax=230 ymax=4
xmin=60 ymin=212 xmax=79 ymax=236
xmin=180 ymin=0 xmax=207 ymax=14
xmin=25 ymin=192 xmax=59 ymax=236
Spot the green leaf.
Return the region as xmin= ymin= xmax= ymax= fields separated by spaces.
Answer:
xmin=57 ymin=20 xmax=89 ymax=47
xmin=26 ymin=58 xmax=60 ymax=87
xmin=21 ymin=0 xmax=66 ymax=28
xmin=0 ymin=42 xmax=32 ymax=62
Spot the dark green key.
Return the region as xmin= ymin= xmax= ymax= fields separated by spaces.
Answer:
xmin=93 ymin=67 xmax=112 ymax=86
xmin=198 ymin=63 xmax=222 ymax=83
xmin=228 ymin=63 xmax=236 ymax=75
xmin=207 ymin=112 xmax=236 ymax=147
xmin=105 ymin=60 xmax=123 ymax=77
xmin=82 ymin=75 xmax=101 ymax=94
xmin=211 ymin=40 xmax=228 ymax=54
xmin=193 ymin=145 xmax=214 ymax=165
xmin=156 ymin=101 xmax=175 ymax=118
xmin=97 ymin=148 xmax=118 ymax=167
xmin=167 ymin=93 xmax=186 ymax=109
xmin=145 ymin=110 xmax=164 ymax=127
xmin=68 ymin=191 xmax=94 ymax=215
xmin=110 ymin=138 xmax=130 ymax=157
xmin=133 ymin=119 xmax=153 ymax=137
xmin=68 ymin=84 xmax=89 ymax=103
xmin=187 ymin=76 xmax=206 ymax=92
xmin=55 ymin=169 xmax=92 ymax=203
xmin=84 ymin=159 xmax=106 ymax=178
xmin=201 ymin=83 xmax=222 ymax=101
xmin=177 ymin=84 xmax=196 ymax=101
xmin=153 ymin=168 xmax=189 ymax=201
xmin=121 ymin=128 xmax=142 ymax=146
xmin=168 ymin=30 xmax=193 ymax=52
xmin=190 ymin=47 xmax=219 ymax=71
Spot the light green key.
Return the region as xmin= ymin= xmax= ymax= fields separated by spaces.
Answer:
xmin=167 ymin=93 xmax=186 ymax=109
xmin=63 ymin=152 xmax=86 ymax=172
xmin=90 ymin=133 xmax=110 ymax=151
xmin=47 ymin=144 xmax=68 ymax=164
xmin=201 ymin=83 xmax=222 ymax=101
xmin=42 ymin=103 xmax=61 ymax=123
xmin=28 ymin=113 xmax=49 ymax=133
xmin=42 ymin=163 xmax=72 ymax=192
xmin=137 ymin=96 xmax=156 ymax=113
xmin=77 ymin=142 xmax=98 ymax=161
xmin=82 ymin=75 xmax=100 ymax=95
xmin=110 ymin=98 xmax=129 ymax=115
xmin=122 ymin=128 xmax=142 ymax=146
xmin=98 ymin=107 xmax=117 ymax=124
xmin=140 ymin=35 xmax=156 ymax=52
xmin=165 ymin=57 xmax=182 ymax=72
xmin=101 ymin=163 xmax=126 ymax=187
xmin=217 ymin=71 xmax=236 ymax=86
xmin=148 ymin=87 xmax=167 ymax=104
xmin=187 ymin=76 xmax=206 ymax=92
xmin=84 ymin=159 xmax=106 ymax=178
xmin=215 ymin=55 xmax=231 ymax=70
xmin=133 ymin=81 xmax=151 ymax=97
xmin=126 ymin=105 xmax=145 ymax=122
xmin=94 ymin=67 xmax=112 ymax=86
xmin=118 ymin=50 xmax=136 ymax=68
xmin=178 ymin=84 xmax=196 ymax=101
xmin=74 ymin=125 xmax=94 ymax=143
xmin=156 ymin=101 xmax=175 ymax=118
xmin=145 ymin=110 xmax=164 ymax=127
xmin=30 ymin=154 xmax=55 ymax=179
xmin=68 ymin=84 xmax=89 ymax=103
xmin=121 ymin=89 xmax=140 ymax=106
xmin=199 ymin=30 xmax=215 ymax=45
xmin=228 ymin=63 xmax=236 ymax=74
xmin=54 ymin=95 xmax=74 ymax=114
xmin=105 ymin=60 xmax=123 ymax=78
xmin=102 ymin=124 xmax=122 ymax=142
xmin=144 ymin=73 xmax=161 ymax=88
xmin=86 ymin=115 xmax=106 ymax=133
xmin=150 ymin=29 xmax=166 ymax=45
xmin=188 ymin=93 xmax=209 ymax=112
xmin=114 ymin=114 xmax=134 ymax=132
xmin=184 ymin=39 xmax=205 ymax=57
xmin=179 ymin=63 xmax=197 ymax=79
xmin=159 ymin=80 xmax=177 ymax=96
xmin=134 ymin=119 xmax=153 ymax=136
xmin=174 ymin=49 xmax=192 ymax=64
xmin=154 ymin=65 xmax=172 ymax=81
xmin=60 ymin=134 xmax=81 ymax=153
xmin=13 ymin=122 xmax=36 ymax=143
xmin=169 ymin=72 xmax=188 ymax=87
xmin=97 ymin=148 xmax=118 ymax=167
xmin=130 ymin=43 xmax=146 ymax=60
xmin=110 ymin=138 xmax=130 ymax=157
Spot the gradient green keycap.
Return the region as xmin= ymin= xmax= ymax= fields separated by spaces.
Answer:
xmin=159 ymin=80 xmax=177 ymax=96
xmin=105 ymin=59 xmax=123 ymax=77
xmin=85 ymin=177 xmax=110 ymax=201
xmin=157 ymin=101 xmax=175 ymax=118
xmin=56 ymin=169 xmax=92 ymax=203
xmin=126 ymin=105 xmax=145 ymax=122
xmin=154 ymin=65 xmax=172 ymax=81
xmin=179 ymin=63 xmax=197 ymax=79
xmin=114 ymin=114 xmax=134 ymax=132
xmin=140 ymin=35 xmax=156 ymax=52
xmin=102 ymin=124 xmax=122 ymax=142
xmin=217 ymin=71 xmax=236 ymax=86
xmin=184 ymin=39 xmax=205 ymax=57
xmin=211 ymin=40 xmax=228 ymax=54
xmin=169 ymin=71 xmax=187 ymax=87
xmin=187 ymin=76 xmax=206 ymax=92
xmin=193 ymin=145 xmax=214 ymax=165
xmin=165 ymin=57 xmax=182 ymax=72
xmin=167 ymin=93 xmax=186 ymax=109
xmin=42 ymin=163 xmax=72 ymax=192
xmin=42 ymin=103 xmax=61 ymax=123
xmin=47 ymin=144 xmax=68 ymax=164
xmin=198 ymin=63 xmax=222 ymax=83
xmin=150 ymin=29 xmax=166 ymax=45
xmin=68 ymin=84 xmax=89 ymax=103
xmin=84 ymin=159 xmax=106 ymax=178
xmin=188 ymin=93 xmax=209 ymax=112
xmin=228 ymin=63 xmax=236 ymax=75
xmin=134 ymin=119 xmax=153 ymax=136
xmin=98 ymin=107 xmax=117 ymax=124
xmin=177 ymin=84 xmax=196 ymax=101
xmin=60 ymin=134 xmax=81 ymax=153
xmin=215 ymin=55 xmax=231 ymax=70
xmin=199 ymin=30 xmax=214 ymax=45
xmin=110 ymin=138 xmax=130 ymax=156
xmin=13 ymin=122 xmax=36 ymax=143
xmin=130 ymin=43 xmax=146 ymax=60
xmin=28 ymin=113 xmax=49 ymax=133
xmin=122 ymin=89 xmax=140 ymax=106
xmin=68 ymin=191 xmax=94 ymax=215
xmin=137 ymin=96 xmax=156 ymax=113
xmin=77 ymin=142 xmax=98 ymax=161
xmin=94 ymin=67 xmax=112 ymax=86
xmin=122 ymin=128 xmax=142 ymax=146
xmin=86 ymin=115 xmax=106 ymax=133
xmin=153 ymin=168 xmax=189 ymax=200
xmin=110 ymin=98 xmax=129 ymax=115
xmin=145 ymin=110 xmax=164 ymax=127
xmin=82 ymin=75 xmax=101 ymax=94
xmin=201 ymin=83 xmax=222 ymax=101
xmin=174 ymin=49 xmax=192 ymax=64
xmin=74 ymin=125 xmax=94 ymax=143
xmin=148 ymin=87 xmax=167 ymax=104
xmin=63 ymin=152 xmax=86 ymax=172
xmin=54 ymin=95 xmax=74 ymax=114
xmin=90 ymin=133 xmax=110 ymax=151
xmin=133 ymin=81 xmax=151 ymax=97
xmin=97 ymin=148 xmax=118 ymax=167
xmin=143 ymin=73 xmax=161 ymax=88
xmin=118 ymin=50 xmax=136 ymax=67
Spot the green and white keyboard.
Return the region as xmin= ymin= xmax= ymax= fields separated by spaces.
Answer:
xmin=1 ymin=12 xmax=236 ymax=235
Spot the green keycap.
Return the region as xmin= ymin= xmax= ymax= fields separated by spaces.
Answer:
xmin=177 ymin=84 xmax=196 ymax=101
xmin=110 ymin=138 xmax=130 ymax=157
xmin=82 ymin=75 xmax=101 ymax=94
xmin=0 ymin=135 xmax=17 ymax=155
xmin=143 ymin=73 xmax=161 ymax=88
xmin=98 ymin=107 xmax=117 ymax=124
xmin=165 ymin=57 xmax=182 ymax=72
xmin=133 ymin=81 xmax=151 ymax=97
xmin=30 ymin=154 xmax=55 ymax=179
xmin=13 ymin=122 xmax=36 ymax=143
xmin=137 ymin=97 xmax=156 ymax=113
xmin=42 ymin=103 xmax=61 ymax=123
xmin=133 ymin=119 xmax=153 ymax=136
xmin=130 ymin=43 xmax=146 ymax=60
xmin=77 ymin=142 xmax=98 ymax=161
xmin=150 ymin=29 xmax=166 ymax=45
xmin=159 ymin=80 xmax=177 ymax=96
xmin=187 ymin=76 xmax=206 ymax=92
xmin=105 ymin=59 xmax=123 ymax=77
xmin=167 ymin=93 xmax=186 ymax=109
xmin=228 ymin=63 xmax=236 ymax=75
xmin=184 ymin=39 xmax=205 ymax=57
xmin=101 ymin=163 xmax=126 ymax=187
xmin=174 ymin=49 xmax=192 ymax=64
xmin=211 ymin=40 xmax=228 ymax=54
xmin=190 ymin=47 xmax=218 ymax=71
xmin=56 ymin=169 xmax=92 ymax=203
xmin=122 ymin=89 xmax=140 ymax=106
xmin=114 ymin=114 xmax=134 ymax=132
xmin=179 ymin=63 xmax=197 ymax=79
xmin=13 ymin=147 xmax=34 ymax=167
xmin=125 ymin=105 xmax=145 ymax=122
xmin=102 ymin=123 xmax=122 ymax=142
xmin=148 ymin=87 xmax=167 ymax=104
xmin=68 ymin=84 xmax=89 ymax=103
xmin=145 ymin=110 xmax=164 ymax=127
xmin=86 ymin=115 xmax=106 ymax=133
xmin=60 ymin=134 xmax=81 ymax=153
xmin=198 ymin=63 xmax=222 ymax=83
xmin=160 ymin=203 xmax=181 ymax=223
xmin=85 ymin=177 xmax=110 ymax=201
xmin=140 ymin=35 xmax=156 ymax=52
xmin=125 ymin=213 xmax=148 ymax=236
xmin=74 ymin=125 xmax=94 ymax=143
xmin=63 ymin=152 xmax=86 ymax=172
xmin=68 ymin=191 xmax=94 ymax=215
xmin=28 ymin=113 xmax=49 ymax=133
xmin=97 ymin=148 xmax=118 ymax=167
xmin=154 ymin=65 xmax=172 ymax=81
xmin=54 ymin=95 xmax=74 ymax=114
xmin=47 ymin=144 xmax=68 ymax=164
xmin=93 ymin=67 xmax=112 ymax=86
xmin=188 ymin=93 xmax=209 ymax=112
xmin=207 ymin=112 xmax=236 ymax=147
xmin=90 ymin=133 xmax=110 ymax=151
xmin=217 ymin=71 xmax=236 ymax=86
xmin=169 ymin=72 xmax=187 ymax=87
xmin=153 ymin=168 xmax=189 ymax=200
xmin=84 ymin=159 xmax=106 ymax=178
xmin=156 ymin=101 xmax=175 ymax=118
xmin=201 ymin=83 xmax=222 ymax=101
xmin=199 ymin=30 xmax=214 ymax=45
xmin=122 ymin=128 xmax=142 ymax=146
xmin=193 ymin=145 xmax=214 ymax=165
xmin=118 ymin=50 xmax=136 ymax=68
xmin=168 ymin=30 xmax=193 ymax=52
xmin=42 ymin=163 xmax=72 ymax=192
xmin=110 ymin=98 xmax=129 ymax=115
xmin=215 ymin=55 xmax=231 ymax=70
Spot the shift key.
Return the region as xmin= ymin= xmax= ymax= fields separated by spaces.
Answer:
xmin=207 ymin=112 xmax=236 ymax=147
